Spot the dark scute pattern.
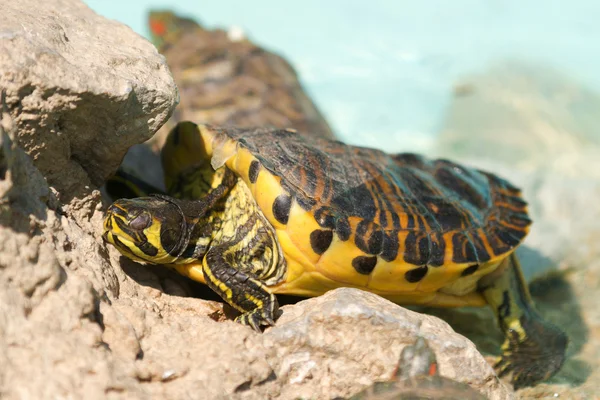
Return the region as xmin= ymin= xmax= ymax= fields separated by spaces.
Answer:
xmin=507 ymin=196 xmax=528 ymax=208
xmin=314 ymin=207 xmax=336 ymax=229
xmin=461 ymin=264 xmax=479 ymax=277
xmin=295 ymin=190 xmax=317 ymax=210
xmin=451 ymin=230 xmax=490 ymax=264
xmin=427 ymin=201 xmax=467 ymax=232
xmin=417 ymin=233 xmax=431 ymax=265
xmin=470 ymin=232 xmax=492 ymax=262
xmin=217 ymin=126 xmax=531 ymax=265
xmin=496 ymin=228 xmax=526 ymax=248
xmin=452 ymin=232 xmax=478 ymax=264
xmin=354 ymin=220 xmax=369 ymax=253
xmin=272 ymin=193 xmax=292 ymax=224
xmin=310 ymin=229 xmax=333 ymax=255
xmin=429 ymin=232 xmax=446 ymax=267
xmin=399 ymin=168 xmax=439 ymax=200
xmin=508 ymin=213 xmax=533 ymax=228
xmin=352 ymin=256 xmax=378 ymax=275
xmin=335 ymin=217 xmax=352 ymax=241
xmin=380 ymin=232 xmax=399 ymax=262
xmin=368 ymin=229 xmax=384 ymax=255
xmin=403 ymin=232 xmax=431 ymax=266
xmin=391 ymin=153 xmax=427 ymax=168
xmin=331 ymin=183 xmax=377 ymax=221
xmin=405 ymin=266 xmax=428 ymax=283
xmin=435 ymin=162 xmax=491 ymax=211
xmin=355 ymin=220 xmax=383 ymax=255
xmin=486 ymin=226 xmax=512 ymax=255
xmin=248 ymin=160 xmax=260 ymax=183
xmin=299 ymin=161 xmax=319 ymax=198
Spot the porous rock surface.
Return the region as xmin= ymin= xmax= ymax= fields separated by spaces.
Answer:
xmin=0 ymin=3 xmax=511 ymax=400
xmin=432 ymin=61 xmax=600 ymax=399
xmin=0 ymin=0 xmax=178 ymax=200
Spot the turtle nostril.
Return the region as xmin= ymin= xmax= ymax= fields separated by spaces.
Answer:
xmin=107 ymin=203 xmax=128 ymax=219
xmin=107 ymin=204 xmax=118 ymax=215
xmin=129 ymin=213 xmax=151 ymax=230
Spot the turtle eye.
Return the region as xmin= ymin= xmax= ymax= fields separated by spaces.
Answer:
xmin=129 ymin=213 xmax=151 ymax=230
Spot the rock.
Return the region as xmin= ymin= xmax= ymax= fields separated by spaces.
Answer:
xmin=262 ymin=289 xmax=512 ymax=400
xmin=0 ymin=0 xmax=178 ymax=200
xmin=432 ymin=61 xmax=600 ymax=398
xmin=0 ymin=94 xmax=117 ymax=400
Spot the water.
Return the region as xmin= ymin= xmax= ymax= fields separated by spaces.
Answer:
xmin=85 ymin=0 xmax=600 ymax=152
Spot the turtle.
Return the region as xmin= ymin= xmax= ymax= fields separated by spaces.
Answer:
xmin=102 ymin=121 xmax=567 ymax=389
xmin=342 ymin=337 xmax=487 ymax=400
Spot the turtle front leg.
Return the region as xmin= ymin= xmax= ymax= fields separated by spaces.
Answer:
xmin=202 ymin=247 xmax=279 ymax=332
xmin=479 ymin=253 xmax=568 ymax=389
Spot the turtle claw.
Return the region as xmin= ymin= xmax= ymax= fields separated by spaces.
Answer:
xmin=494 ymin=322 xmax=568 ymax=389
xmin=494 ymin=351 xmax=545 ymax=390
xmin=235 ymin=309 xmax=276 ymax=332
xmin=263 ymin=316 xmax=276 ymax=326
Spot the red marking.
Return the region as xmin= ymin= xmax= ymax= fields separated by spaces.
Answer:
xmin=428 ymin=362 xmax=437 ymax=376
xmin=149 ymin=20 xmax=167 ymax=36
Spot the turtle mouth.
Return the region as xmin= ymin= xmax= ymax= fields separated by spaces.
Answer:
xmin=103 ymin=228 xmax=152 ymax=263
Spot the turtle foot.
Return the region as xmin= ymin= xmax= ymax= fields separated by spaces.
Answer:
xmin=495 ymin=316 xmax=568 ymax=389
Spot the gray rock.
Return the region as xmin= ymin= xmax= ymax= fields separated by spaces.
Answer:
xmin=0 ymin=93 xmax=117 ymax=400
xmin=0 ymin=0 xmax=177 ymax=200
xmin=261 ymin=289 xmax=512 ymax=400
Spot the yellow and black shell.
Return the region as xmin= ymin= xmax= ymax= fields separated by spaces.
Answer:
xmin=168 ymin=124 xmax=531 ymax=306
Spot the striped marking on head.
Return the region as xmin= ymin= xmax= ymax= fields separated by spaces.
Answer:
xmin=103 ymin=199 xmax=185 ymax=265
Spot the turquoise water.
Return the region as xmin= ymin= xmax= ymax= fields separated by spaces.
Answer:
xmin=85 ymin=0 xmax=600 ymax=152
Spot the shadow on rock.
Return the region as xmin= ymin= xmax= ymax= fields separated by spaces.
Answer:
xmin=119 ymin=254 xmax=308 ymax=323
xmin=119 ymin=256 xmax=224 ymax=304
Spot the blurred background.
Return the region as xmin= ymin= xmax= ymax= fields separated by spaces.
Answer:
xmin=85 ymin=0 xmax=600 ymax=153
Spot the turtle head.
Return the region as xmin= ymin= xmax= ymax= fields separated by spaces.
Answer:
xmin=103 ymin=196 xmax=190 ymax=264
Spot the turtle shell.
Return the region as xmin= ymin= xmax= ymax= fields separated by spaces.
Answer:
xmin=169 ymin=123 xmax=532 ymax=305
